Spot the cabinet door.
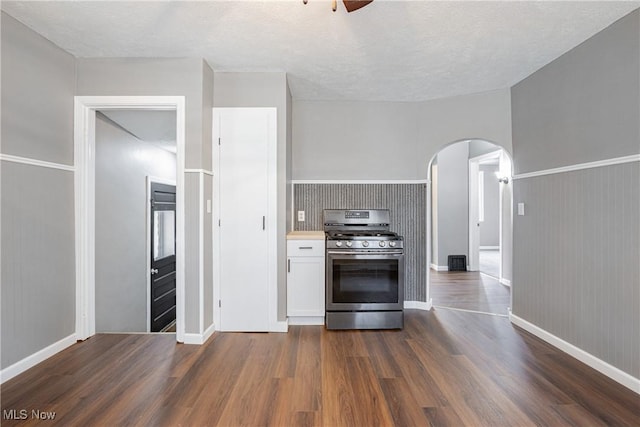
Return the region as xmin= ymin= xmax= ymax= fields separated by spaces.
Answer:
xmin=217 ymin=108 xmax=274 ymax=331
xmin=288 ymin=256 xmax=325 ymax=317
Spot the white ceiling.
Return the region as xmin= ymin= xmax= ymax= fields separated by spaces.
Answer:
xmin=2 ymin=1 xmax=639 ymax=102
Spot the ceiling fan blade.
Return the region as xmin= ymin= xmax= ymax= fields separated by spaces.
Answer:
xmin=343 ymin=0 xmax=373 ymax=13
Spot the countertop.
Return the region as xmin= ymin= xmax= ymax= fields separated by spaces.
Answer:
xmin=286 ymin=231 xmax=325 ymax=240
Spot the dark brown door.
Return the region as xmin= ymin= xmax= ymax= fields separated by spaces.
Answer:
xmin=150 ymin=182 xmax=176 ymax=332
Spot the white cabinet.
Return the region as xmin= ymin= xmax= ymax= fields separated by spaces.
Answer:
xmin=287 ymin=237 xmax=325 ymax=325
xmin=214 ymin=108 xmax=277 ymax=332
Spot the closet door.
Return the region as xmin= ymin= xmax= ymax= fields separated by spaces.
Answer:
xmin=216 ymin=108 xmax=274 ymax=331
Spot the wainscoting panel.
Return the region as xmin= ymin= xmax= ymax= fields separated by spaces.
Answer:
xmin=1 ymin=161 xmax=75 ymax=369
xmin=294 ymin=184 xmax=427 ymax=302
xmin=513 ymin=161 xmax=639 ymax=378
xmin=184 ymin=172 xmax=201 ymax=334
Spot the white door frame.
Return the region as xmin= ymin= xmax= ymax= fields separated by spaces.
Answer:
xmin=74 ymin=96 xmax=186 ymax=342
xmin=468 ymin=150 xmax=502 ymax=272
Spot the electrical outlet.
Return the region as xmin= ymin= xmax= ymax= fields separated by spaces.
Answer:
xmin=517 ymin=203 xmax=525 ymax=216
xmin=297 ymin=210 xmax=305 ymax=222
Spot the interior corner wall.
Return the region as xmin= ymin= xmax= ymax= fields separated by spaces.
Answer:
xmin=479 ymin=164 xmax=500 ymax=247
xmin=202 ymin=62 xmax=215 ymax=330
xmin=1 ymin=12 xmax=76 ymax=369
xmin=435 ymin=142 xmax=470 ymax=266
xmin=76 ymin=57 xmax=210 ymax=335
xmin=511 ymin=9 xmax=640 ymax=378
xmin=430 ymin=164 xmax=439 ymax=267
xmin=213 ymin=71 xmax=290 ymax=322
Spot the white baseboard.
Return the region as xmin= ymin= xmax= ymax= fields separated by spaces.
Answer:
xmin=480 ymin=246 xmax=499 ymax=250
xmin=183 ymin=322 xmax=216 ymax=345
xmin=202 ymin=322 xmax=216 ymax=343
xmin=500 ymin=278 xmax=511 ymax=287
xmin=0 ymin=334 xmax=77 ymax=384
xmin=509 ymin=312 xmax=640 ymax=394
xmin=288 ymin=316 xmax=325 ymax=325
xmin=430 ymin=264 xmax=448 ymax=272
xmin=271 ymin=320 xmax=289 ymax=333
xmin=404 ymin=299 xmax=433 ymax=311
xmin=182 ymin=333 xmax=204 ymax=345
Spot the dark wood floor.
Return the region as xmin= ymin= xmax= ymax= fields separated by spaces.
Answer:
xmin=431 ymin=270 xmax=511 ymax=315
xmin=3 ymin=281 xmax=639 ymax=426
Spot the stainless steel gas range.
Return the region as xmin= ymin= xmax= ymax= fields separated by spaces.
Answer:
xmin=324 ymin=209 xmax=404 ymax=330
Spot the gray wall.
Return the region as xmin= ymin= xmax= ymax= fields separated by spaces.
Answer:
xmin=76 ymin=57 xmax=213 ymax=335
xmin=1 ymin=13 xmax=76 ymax=369
xmin=430 ymin=165 xmax=439 ymax=267
xmin=511 ymin=10 xmax=640 ymax=377
xmin=512 ymin=11 xmax=639 ymax=175
xmin=434 ymin=141 xmax=470 ymax=266
xmin=292 ymin=89 xmax=512 ymax=180
xmin=94 ymin=114 xmax=176 ymax=332
xmin=202 ymin=62 xmax=215 ymax=331
xmin=480 ymin=164 xmax=500 ymax=247
xmin=213 ymin=72 xmax=290 ymax=321
xmin=470 ymin=140 xmax=501 ymax=159
xmin=294 ymin=184 xmax=427 ymax=302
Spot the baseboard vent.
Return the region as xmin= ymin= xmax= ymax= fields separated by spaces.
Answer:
xmin=447 ymin=255 xmax=467 ymax=271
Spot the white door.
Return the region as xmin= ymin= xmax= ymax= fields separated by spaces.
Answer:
xmin=217 ymin=108 xmax=273 ymax=331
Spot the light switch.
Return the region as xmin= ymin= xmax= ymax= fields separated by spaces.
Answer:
xmin=206 ymin=199 xmax=212 ymax=214
xmin=517 ymin=202 xmax=525 ymax=216
xmin=297 ymin=210 xmax=305 ymax=222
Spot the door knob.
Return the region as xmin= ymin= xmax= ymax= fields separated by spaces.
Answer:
xmin=151 ymin=268 xmax=159 ymax=274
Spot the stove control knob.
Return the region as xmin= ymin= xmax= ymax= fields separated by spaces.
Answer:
xmin=389 ymin=241 xmax=397 ymax=247
xmin=379 ymin=241 xmax=386 ymax=247
xmin=346 ymin=241 xmax=353 ymax=247
xmin=362 ymin=241 xmax=369 ymax=247
xmin=335 ymin=241 xmax=343 ymax=247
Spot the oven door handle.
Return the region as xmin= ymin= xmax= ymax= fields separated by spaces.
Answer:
xmin=326 ymin=250 xmax=404 ymax=255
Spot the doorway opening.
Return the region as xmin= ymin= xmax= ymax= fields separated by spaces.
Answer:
xmin=427 ymin=139 xmax=513 ymax=317
xmin=74 ymin=96 xmax=186 ymax=342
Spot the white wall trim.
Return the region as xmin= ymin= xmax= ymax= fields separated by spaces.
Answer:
xmin=182 ymin=324 xmax=215 ymax=345
xmin=0 ymin=153 xmax=75 ymax=172
xmin=404 ymin=300 xmax=433 ymax=311
xmin=513 ymin=154 xmax=640 ymax=180
xmin=288 ymin=316 xmax=324 ymax=325
xmin=74 ymin=96 xmax=186 ymax=344
xmin=292 ymin=179 xmax=429 ymax=184
xmin=480 ymin=246 xmax=500 ymax=250
xmin=0 ymin=334 xmax=77 ymax=384
xmin=198 ymin=172 xmax=205 ymax=335
xmin=500 ymin=278 xmax=511 ymax=287
xmin=430 ymin=264 xmax=448 ymax=272
xmin=272 ymin=320 xmax=289 ymax=333
xmin=509 ymin=312 xmax=640 ymax=394
xmin=185 ymin=168 xmax=214 ymax=176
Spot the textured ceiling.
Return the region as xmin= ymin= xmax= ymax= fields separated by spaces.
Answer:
xmin=2 ymin=1 xmax=639 ymax=101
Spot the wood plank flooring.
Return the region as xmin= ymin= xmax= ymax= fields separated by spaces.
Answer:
xmin=431 ymin=270 xmax=511 ymax=315
xmin=3 ymin=286 xmax=639 ymax=426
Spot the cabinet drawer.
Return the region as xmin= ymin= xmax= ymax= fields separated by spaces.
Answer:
xmin=287 ymin=240 xmax=325 ymax=257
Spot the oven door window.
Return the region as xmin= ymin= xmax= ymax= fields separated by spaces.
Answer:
xmin=332 ymin=258 xmax=399 ymax=304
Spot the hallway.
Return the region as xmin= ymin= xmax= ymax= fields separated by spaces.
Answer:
xmin=431 ymin=270 xmax=510 ymax=316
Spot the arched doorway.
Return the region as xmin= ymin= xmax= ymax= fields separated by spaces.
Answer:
xmin=426 ymin=139 xmax=513 ymax=316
